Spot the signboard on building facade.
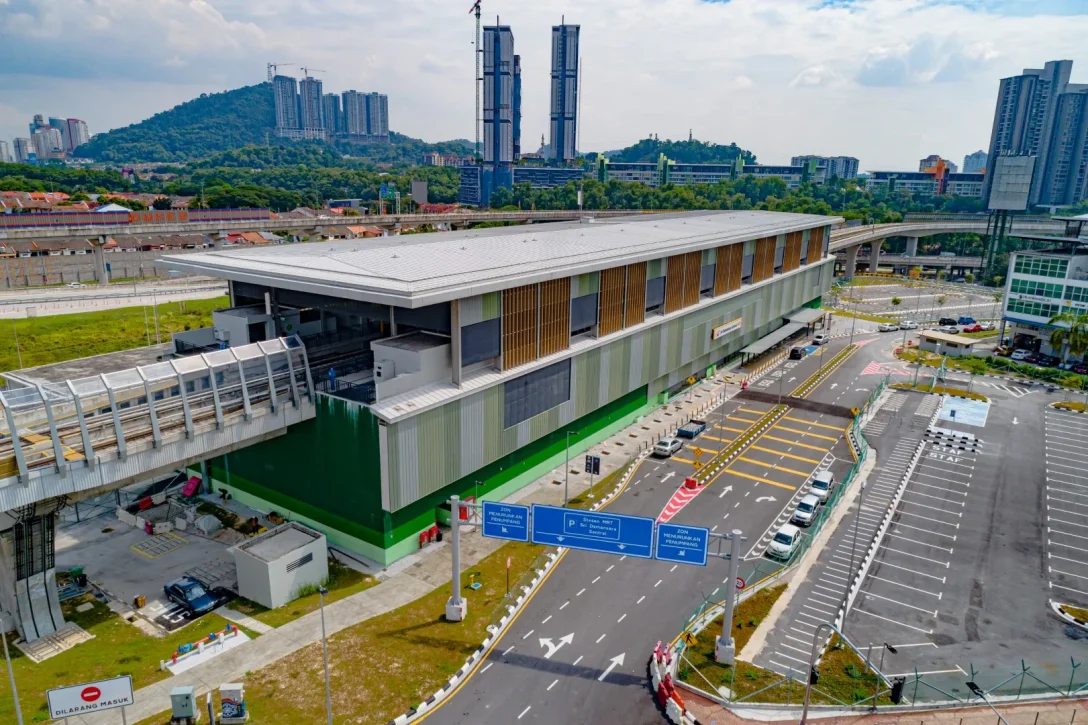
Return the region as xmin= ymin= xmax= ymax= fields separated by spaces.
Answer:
xmin=712 ymin=318 xmax=743 ymax=341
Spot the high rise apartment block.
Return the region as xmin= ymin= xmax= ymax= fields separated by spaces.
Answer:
xmin=298 ymin=76 xmax=325 ymax=133
xmin=0 ymin=141 xmax=9 ymax=163
xmin=789 ymin=155 xmax=859 ymax=180
xmin=273 ymin=75 xmax=301 ymax=130
xmin=272 ymin=74 xmax=389 ymax=142
xmin=13 ymin=138 xmax=31 ymax=164
xmin=549 ymin=23 xmax=579 ymax=164
xmin=322 ymin=94 xmax=343 ymax=134
xmin=963 ymin=150 xmax=988 ymax=174
xmin=32 ymin=128 xmax=63 ymax=160
xmin=365 ymin=93 xmax=389 ymax=138
xmin=983 ymin=59 xmax=1088 ymax=207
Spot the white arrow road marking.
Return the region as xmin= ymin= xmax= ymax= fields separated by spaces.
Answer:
xmin=830 ymin=383 xmax=838 ymax=389
xmin=662 ymin=472 xmax=675 ymax=482
xmin=1013 ymin=417 xmax=1019 ymax=425
xmin=718 ymin=485 xmax=733 ymax=499
xmin=789 ymin=377 xmax=796 ymax=382
xmin=539 ymin=633 xmax=575 ymax=660
xmin=755 ymin=496 xmax=777 ymax=503
xmin=599 ymin=653 xmax=626 ymax=681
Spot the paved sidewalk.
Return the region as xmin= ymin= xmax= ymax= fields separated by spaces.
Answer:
xmin=77 ymin=376 xmax=743 ymax=724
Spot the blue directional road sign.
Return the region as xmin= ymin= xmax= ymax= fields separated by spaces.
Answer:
xmin=531 ymin=504 xmax=654 ymax=558
xmin=654 ymin=523 xmax=710 ymax=566
xmin=481 ymin=501 xmax=531 ymax=543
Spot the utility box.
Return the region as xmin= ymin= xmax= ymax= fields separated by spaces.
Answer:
xmin=170 ymin=686 xmax=199 ymax=724
xmin=220 ymin=682 xmax=249 ymax=723
xmin=230 ymin=522 xmax=328 ymax=609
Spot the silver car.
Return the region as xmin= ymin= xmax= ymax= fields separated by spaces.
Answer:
xmin=654 ymin=437 xmax=683 ymax=457
xmin=791 ymin=493 xmax=823 ymax=527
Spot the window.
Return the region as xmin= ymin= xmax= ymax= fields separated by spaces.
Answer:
xmin=645 ymin=276 xmax=666 ymax=315
xmin=1013 ymin=256 xmax=1068 ymax=278
xmin=1066 ymin=285 xmax=1088 ymax=303
xmin=503 ymin=359 xmax=571 ymax=428
xmin=462 ymin=318 xmax=501 ymax=366
xmin=1007 ymin=298 xmax=1059 ymax=318
xmin=570 ymin=294 xmax=598 ymax=336
xmin=1010 ymin=279 xmax=1063 ymax=298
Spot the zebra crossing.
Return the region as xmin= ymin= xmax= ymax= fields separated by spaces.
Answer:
xmin=915 ymin=395 xmax=941 ymax=418
xmin=864 ymin=418 xmax=888 ymax=437
xmin=975 ymin=381 xmax=1033 ymax=398
xmin=883 ymin=392 xmax=908 ymax=413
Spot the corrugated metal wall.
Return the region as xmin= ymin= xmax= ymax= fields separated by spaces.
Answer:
xmin=383 ymin=261 xmax=830 ymax=512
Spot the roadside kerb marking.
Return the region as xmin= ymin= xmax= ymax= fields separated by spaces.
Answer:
xmin=784 ymin=416 xmax=845 ymax=432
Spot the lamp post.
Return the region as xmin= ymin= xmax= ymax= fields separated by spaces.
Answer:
xmin=848 ymin=294 xmax=859 ymax=347
xmin=842 ymin=480 xmax=866 ymax=621
xmin=800 ymin=622 xmax=835 ymax=725
xmin=319 ymin=586 xmax=332 ymax=725
xmin=564 ymin=430 xmax=577 ymax=507
xmin=966 ymin=681 xmax=1010 ymax=725
xmin=872 ymin=642 xmax=897 ymax=706
xmin=713 ymin=530 xmax=744 ymax=665
xmin=2 ymin=625 xmax=24 ymax=725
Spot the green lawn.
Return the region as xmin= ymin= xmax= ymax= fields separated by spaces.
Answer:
xmin=1061 ymin=604 xmax=1088 ymax=623
xmin=829 ymin=309 xmax=896 ymax=324
xmin=226 ymin=556 xmax=378 ymax=629
xmin=3 ymin=594 xmax=254 ymax=724
xmin=959 ymin=330 xmax=999 ymax=339
xmin=892 ymin=382 xmax=989 ymax=401
xmin=0 ymin=296 xmax=227 ymax=373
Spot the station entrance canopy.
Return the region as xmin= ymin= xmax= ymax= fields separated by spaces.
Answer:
xmin=739 ymin=322 xmax=805 ymax=358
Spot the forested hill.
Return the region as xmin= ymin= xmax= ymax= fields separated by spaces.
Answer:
xmin=75 ymin=82 xmax=473 ymax=166
xmin=604 ymin=137 xmax=758 ymax=165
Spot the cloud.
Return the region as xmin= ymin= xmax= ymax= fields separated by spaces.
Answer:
xmin=856 ymin=34 xmax=1000 ymax=87
xmin=790 ymin=64 xmax=842 ymax=87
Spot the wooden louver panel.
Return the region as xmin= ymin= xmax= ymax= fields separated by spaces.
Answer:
xmin=625 ymin=262 xmax=647 ymax=327
xmin=809 ymin=226 xmax=826 ymax=261
xmin=714 ymin=243 xmax=743 ymax=295
xmin=539 ymin=277 xmax=571 ymax=357
xmin=598 ymin=266 xmax=627 ymax=337
xmin=502 ymin=284 xmax=538 ymax=370
xmin=682 ymin=251 xmax=701 ymax=308
xmin=664 ymin=255 xmax=686 ymax=313
xmin=752 ymin=236 xmax=776 ymax=283
xmin=783 ymin=231 xmax=803 ymax=273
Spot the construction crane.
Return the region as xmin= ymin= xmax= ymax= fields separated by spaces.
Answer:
xmin=267 ymin=62 xmax=295 ymax=81
xmin=302 ymin=67 xmax=326 ymax=78
xmin=469 ymin=0 xmax=482 ymax=160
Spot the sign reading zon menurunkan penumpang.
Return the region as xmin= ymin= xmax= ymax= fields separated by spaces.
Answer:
xmin=48 ymin=675 xmax=134 ymax=719
xmin=711 ymin=317 xmax=743 ymax=341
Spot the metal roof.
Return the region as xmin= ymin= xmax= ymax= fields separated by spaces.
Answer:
xmin=157 ymin=211 xmax=840 ymax=308
xmin=918 ymin=330 xmax=979 ymax=345
xmin=786 ymin=307 xmax=825 ymax=324
xmin=740 ymin=322 xmax=806 ymax=356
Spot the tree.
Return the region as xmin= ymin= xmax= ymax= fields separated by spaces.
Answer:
xmin=1047 ymin=310 xmax=1088 ymax=362
xmin=964 ymin=273 xmax=975 ymax=284
xmin=908 ymin=266 xmax=922 ymax=280
xmin=936 ymin=295 xmax=947 ymax=309
xmin=891 ymin=297 xmax=902 ymax=307
xmin=99 ymin=195 xmax=147 ymax=210
xmin=960 ymin=356 xmax=988 ymax=392
xmin=152 ymin=196 xmax=173 ymax=210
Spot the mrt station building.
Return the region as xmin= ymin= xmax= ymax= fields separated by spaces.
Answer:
xmin=162 ymin=211 xmax=837 ymax=563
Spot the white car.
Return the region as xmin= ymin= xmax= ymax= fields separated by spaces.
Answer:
xmin=66 ymin=282 xmax=88 ymax=289
xmin=980 ymin=321 xmax=996 ymax=331
xmin=653 ymin=437 xmax=683 ymax=457
xmin=767 ymin=524 xmax=801 ymax=560
xmin=1010 ymin=349 xmax=1032 ymax=361
xmin=938 ymin=325 xmax=960 ymax=334
xmin=877 ymin=322 xmax=899 ymax=332
xmin=812 ymin=333 xmax=830 ymax=345
xmin=899 ymin=320 xmax=918 ymax=330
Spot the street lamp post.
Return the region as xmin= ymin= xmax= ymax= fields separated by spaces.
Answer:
xmin=872 ymin=642 xmax=897 ymax=706
xmin=848 ymin=294 xmax=859 ymax=347
xmin=2 ymin=625 xmax=24 ymax=725
xmin=966 ymin=681 xmax=1010 ymax=725
xmin=713 ymin=530 xmax=744 ymax=665
xmin=842 ymin=481 xmax=866 ymax=620
xmin=319 ymin=586 xmax=332 ymax=725
xmin=564 ymin=430 xmax=577 ymax=507
xmin=800 ymin=622 xmax=835 ymax=725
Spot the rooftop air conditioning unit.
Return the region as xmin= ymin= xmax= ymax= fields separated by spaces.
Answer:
xmin=375 ymin=359 xmax=395 ymax=380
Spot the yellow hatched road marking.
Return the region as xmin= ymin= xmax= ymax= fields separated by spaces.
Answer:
xmin=671 ymin=457 xmax=697 ymax=466
xmin=784 ymin=416 xmax=844 ymax=432
xmin=728 ymin=416 xmax=760 ymax=424
xmin=738 ymin=407 xmax=770 ymax=416
xmin=762 ymin=434 xmax=829 ymax=452
xmin=736 ymin=456 xmax=812 ymax=477
xmin=716 ymin=425 xmax=749 ymax=434
xmin=722 ymin=468 xmax=797 ymax=491
xmin=773 ymin=424 xmax=839 ymax=442
xmin=750 ymin=445 xmax=820 ymax=464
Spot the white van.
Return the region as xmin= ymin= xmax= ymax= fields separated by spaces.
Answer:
xmin=809 ymin=470 xmax=836 ymax=503
xmin=767 ymin=524 xmax=801 ymax=560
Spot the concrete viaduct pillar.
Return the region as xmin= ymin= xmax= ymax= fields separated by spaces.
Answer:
xmin=844 ymin=245 xmax=859 ymax=281
xmin=905 ymin=236 xmax=918 ymax=256
xmin=869 ymin=239 xmax=882 ymax=273
xmin=93 ymin=236 xmax=110 ymax=286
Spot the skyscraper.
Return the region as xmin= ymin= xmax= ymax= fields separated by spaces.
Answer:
xmin=963 ymin=150 xmax=988 ymax=174
xmin=790 ymin=155 xmax=859 ymax=180
xmin=982 ymin=60 xmax=1072 ymax=205
xmin=482 ymin=24 xmax=515 ymax=166
xmin=1037 ymin=86 xmax=1088 ymax=206
xmin=273 ymin=74 xmax=301 ymax=130
xmin=549 ymin=22 xmax=580 ymax=165
xmin=299 ymin=76 xmax=325 ymax=130
xmin=0 ymin=141 xmax=9 ymax=163
xmin=512 ymin=55 xmax=522 ymax=162
xmin=13 ymin=138 xmax=31 ymax=164
xmin=65 ymin=119 xmax=89 ymax=151
xmin=342 ymin=90 xmax=367 ymax=135
xmin=32 ymin=127 xmax=63 ymax=160
xmin=365 ymin=93 xmax=389 ymax=137
xmin=322 ymin=94 xmax=343 ymax=134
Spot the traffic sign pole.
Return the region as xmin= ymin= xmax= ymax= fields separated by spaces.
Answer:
xmin=714 ymin=529 xmax=744 ymax=665
xmin=445 ymin=495 xmax=467 ymax=622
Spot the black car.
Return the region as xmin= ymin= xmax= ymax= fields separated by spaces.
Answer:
xmin=789 ymin=347 xmax=807 ymax=360
xmin=163 ymin=576 xmax=230 ymax=617
xmin=938 ymin=317 xmax=958 ymax=326
xmin=1038 ymin=354 xmax=1061 ymax=367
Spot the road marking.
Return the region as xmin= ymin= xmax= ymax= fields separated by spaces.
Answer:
xmin=618 ymin=613 xmax=627 ymax=623
xmin=724 ymin=468 xmax=797 ymax=490
xmin=701 ymin=434 xmax=730 ymax=442
xmin=523 ymin=629 xmax=535 ymax=640
xmin=773 ymin=424 xmax=839 ymax=442
xmin=503 ymin=646 xmax=515 ymax=656
xmin=852 ymin=607 xmax=934 ymax=633
xmin=763 ymin=434 xmax=828 ymax=452
xmin=717 ymin=425 xmax=749 ymax=434
xmin=606 ymin=564 xmax=615 ymax=572
xmin=670 ymin=564 xmax=678 ymax=572
xmin=542 ymin=615 xmax=552 ymax=624
xmin=739 ymin=407 xmax=770 ymax=416
xmin=597 ymin=633 xmax=607 ymax=643
xmin=518 ymin=706 xmax=531 ymax=719
xmin=880 ymin=546 xmax=951 ymax=567
xmin=728 ymin=415 xmax=760 ymax=424
xmin=548 ymin=679 xmax=558 ymax=691
xmin=752 ymin=445 xmax=820 ymax=464
xmin=573 ymin=655 xmax=584 ymax=666
xmin=737 ymin=456 xmax=812 ymax=477
xmin=592 ymin=576 xmax=601 ymax=584
xmin=637 ymin=595 xmax=646 ymax=604
xmin=577 ymin=588 xmax=586 ymax=596
xmin=784 ymin=415 xmax=844 ymax=431
xmin=862 ymin=590 xmax=939 ymax=615
xmin=560 ymin=601 xmax=570 ymax=610
xmin=868 ymin=573 xmax=942 ymax=598
xmin=655 ymin=579 xmax=663 ymax=587
xmin=671 ymin=457 xmax=697 ymax=466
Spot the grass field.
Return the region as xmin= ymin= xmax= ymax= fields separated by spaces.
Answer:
xmin=892 ymin=382 xmax=989 ymax=401
xmin=0 ymin=296 xmax=227 ymax=373
xmin=2 ymin=594 xmax=254 ymax=724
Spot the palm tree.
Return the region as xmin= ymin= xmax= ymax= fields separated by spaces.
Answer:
xmin=1047 ymin=310 xmax=1088 ymax=363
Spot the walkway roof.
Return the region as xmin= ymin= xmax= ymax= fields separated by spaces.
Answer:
xmin=740 ymin=322 xmax=806 ymax=357
xmin=786 ymin=307 xmax=824 ymax=324
xmin=156 ymin=210 xmax=840 ymax=308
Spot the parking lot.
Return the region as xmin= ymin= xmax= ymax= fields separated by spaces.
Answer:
xmin=1042 ymin=408 xmax=1088 ymax=607
xmin=841 ymin=282 xmax=1001 ymax=325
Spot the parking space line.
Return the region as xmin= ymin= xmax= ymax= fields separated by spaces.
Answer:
xmin=784 ymin=416 xmax=844 ymax=432
xmin=1051 ymin=479 xmax=1088 ymax=491
xmin=1050 ymin=496 xmax=1088 ymax=510
xmin=700 ymin=434 xmax=730 ymax=443
xmin=813 ymin=583 xmax=843 ymax=596
xmin=910 ymin=481 xmax=969 ymax=497
xmin=853 ymin=607 xmax=934 ymax=633
xmin=881 ymin=545 xmax=951 ymax=566
xmin=724 ymin=469 xmax=797 ymax=490
xmin=809 ymin=591 xmax=841 ymax=605
xmin=751 ymin=445 xmax=820 ymax=464
xmin=861 ymin=591 xmax=938 ymax=616
xmin=1049 ymin=516 xmax=1088 ymax=530
xmin=891 ymin=522 xmax=957 ymax=540
xmin=803 ymin=603 xmax=836 ymax=616
xmin=913 ymin=471 xmax=972 ymax=486
xmin=739 ymin=407 xmax=770 ymax=416
xmin=790 ymin=626 xmax=816 ymax=637
xmin=899 ymin=499 xmax=963 ymax=518
xmin=1050 ymin=529 xmax=1088 ymax=543
xmin=868 ymin=574 xmax=942 ymax=597
xmin=918 ymin=460 xmax=975 ymax=472
xmin=794 ymin=611 xmax=828 ymax=624
xmin=779 ymin=642 xmax=813 ymax=656
xmin=728 ymin=415 xmax=760 ymax=424
xmin=1051 ymin=567 xmax=1088 ymax=582
xmin=1050 ymin=552 xmax=1088 ymax=566
xmin=904 ymin=489 xmax=967 ymax=505
xmin=770 ymin=651 xmax=810 ymax=666
xmin=773 ymin=424 xmax=839 ymax=442
xmin=763 ymin=435 xmax=828 ymax=452
xmin=876 ymin=559 xmax=947 ymax=582
xmin=1050 ymin=487 xmax=1088 ymax=499
xmin=1051 ymin=582 xmax=1088 ymax=596
xmin=1046 ymin=461 xmax=1088 ymax=472
xmin=736 ymin=456 xmax=812 ymax=477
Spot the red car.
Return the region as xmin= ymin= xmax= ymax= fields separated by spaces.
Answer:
xmin=962 ymin=324 xmax=983 ymax=333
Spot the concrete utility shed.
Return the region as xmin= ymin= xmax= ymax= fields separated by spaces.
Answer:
xmin=231 ymin=522 xmax=328 ymax=609
xmin=917 ymin=329 xmax=981 ymax=358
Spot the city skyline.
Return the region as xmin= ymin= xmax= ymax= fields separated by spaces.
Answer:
xmin=2 ymin=1 xmax=1088 ymax=171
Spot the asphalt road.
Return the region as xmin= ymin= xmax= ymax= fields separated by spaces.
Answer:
xmin=421 ymin=334 xmax=892 ymax=725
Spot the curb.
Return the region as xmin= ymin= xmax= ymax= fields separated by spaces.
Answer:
xmin=386 ymin=457 xmax=645 ymax=725
xmin=1049 ymin=600 xmax=1088 ymax=631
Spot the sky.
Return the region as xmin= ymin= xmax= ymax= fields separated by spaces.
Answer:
xmin=2 ymin=0 xmax=1088 ymax=172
